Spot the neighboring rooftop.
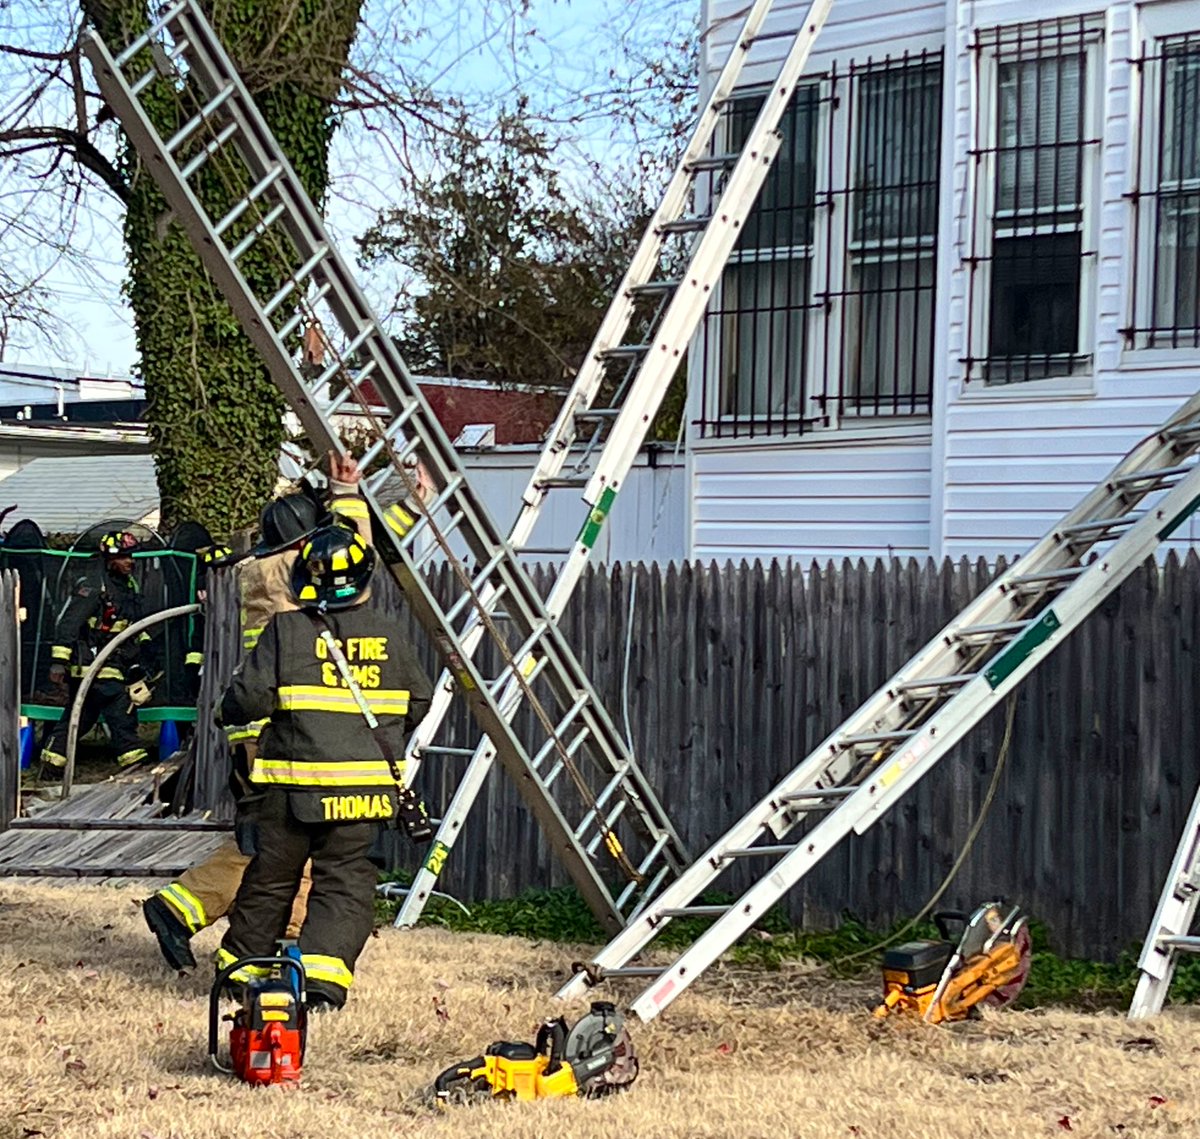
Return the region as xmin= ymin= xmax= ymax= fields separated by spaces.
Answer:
xmin=0 ymin=454 xmax=158 ymax=533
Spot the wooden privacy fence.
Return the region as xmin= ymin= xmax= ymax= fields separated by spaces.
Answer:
xmin=187 ymin=553 xmax=1200 ymax=960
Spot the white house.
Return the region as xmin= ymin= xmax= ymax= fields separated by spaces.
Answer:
xmin=686 ymin=0 xmax=1200 ymax=562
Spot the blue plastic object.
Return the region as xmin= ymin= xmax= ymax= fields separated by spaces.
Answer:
xmin=18 ymin=724 xmax=34 ymax=770
xmin=158 ymin=719 xmax=181 ymax=757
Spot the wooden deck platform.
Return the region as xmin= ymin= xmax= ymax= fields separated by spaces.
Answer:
xmin=0 ymin=763 xmax=231 ymax=878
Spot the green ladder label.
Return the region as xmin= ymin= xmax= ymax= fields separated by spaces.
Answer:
xmin=984 ymin=608 xmax=1061 ymax=690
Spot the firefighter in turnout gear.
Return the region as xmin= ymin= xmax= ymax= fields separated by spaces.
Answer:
xmin=41 ymin=531 xmax=156 ymax=769
xmin=218 ymin=524 xmax=432 ymax=1011
xmin=144 ymin=456 xmax=373 ymax=972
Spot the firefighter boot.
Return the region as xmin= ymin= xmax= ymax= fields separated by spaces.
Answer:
xmin=143 ymin=895 xmax=197 ymax=971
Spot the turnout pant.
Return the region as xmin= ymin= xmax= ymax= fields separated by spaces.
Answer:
xmin=45 ymin=679 xmax=143 ymax=764
xmin=220 ymin=787 xmax=377 ymax=1007
xmin=156 ymin=837 xmax=312 ymax=939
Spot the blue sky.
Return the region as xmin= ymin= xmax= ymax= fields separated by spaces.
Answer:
xmin=0 ymin=0 xmax=693 ymax=376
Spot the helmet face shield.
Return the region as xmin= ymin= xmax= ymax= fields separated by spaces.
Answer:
xmin=290 ymin=525 xmax=375 ymax=611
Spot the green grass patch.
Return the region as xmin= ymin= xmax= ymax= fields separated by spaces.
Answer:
xmin=374 ymin=880 xmax=1200 ymax=1010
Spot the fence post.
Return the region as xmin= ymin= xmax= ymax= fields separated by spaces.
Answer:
xmin=0 ymin=571 xmax=20 ymax=831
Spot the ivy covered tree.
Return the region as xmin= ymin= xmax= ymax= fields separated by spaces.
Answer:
xmin=80 ymin=0 xmax=363 ymax=533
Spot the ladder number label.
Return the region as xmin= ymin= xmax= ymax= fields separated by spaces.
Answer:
xmin=423 ymin=840 xmax=450 ymax=875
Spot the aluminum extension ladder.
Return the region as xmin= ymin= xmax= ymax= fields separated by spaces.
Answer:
xmin=1129 ymin=779 xmax=1200 ymax=1017
xmin=82 ymin=0 xmax=689 ymax=935
xmin=558 ymin=394 xmax=1200 ymax=1018
xmin=393 ymin=0 xmax=836 ymax=928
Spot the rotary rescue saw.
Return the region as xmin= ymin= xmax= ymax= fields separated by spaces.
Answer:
xmin=433 ymin=1001 xmax=639 ymax=1105
xmin=873 ymin=900 xmax=1032 ymax=1024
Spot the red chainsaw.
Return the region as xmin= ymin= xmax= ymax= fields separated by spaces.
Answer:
xmin=209 ymin=954 xmax=307 ymax=1086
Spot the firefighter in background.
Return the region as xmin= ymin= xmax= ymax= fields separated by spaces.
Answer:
xmin=143 ymin=455 xmax=371 ymax=970
xmin=41 ymin=531 xmax=157 ymax=769
xmin=217 ymin=524 xmax=432 ymax=1011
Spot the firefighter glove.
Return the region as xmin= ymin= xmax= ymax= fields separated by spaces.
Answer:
xmin=126 ymin=677 xmax=153 ymax=709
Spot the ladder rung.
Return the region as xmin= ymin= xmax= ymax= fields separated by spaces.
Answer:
xmin=419 ymin=745 xmax=476 ymax=758
xmin=657 ymin=216 xmax=711 ymax=235
xmin=543 ymin=730 xmax=591 ymax=792
xmin=839 ymin=729 xmax=914 ymax=749
xmin=722 ymin=844 xmax=797 ymax=859
xmin=893 ymin=673 xmax=975 ymax=694
xmin=1006 ymin=566 xmax=1085 ymax=590
xmin=262 ymin=245 xmax=328 ymax=317
xmin=359 ymin=404 xmax=420 ymax=470
xmin=531 ymin=696 xmax=590 ymax=770
xmin=515 ymin=546 xmax=573 ymax=556
xmin=277 ymin=282 xmax=332 ymax=339
xmin=1158 ymin=935 xmax=1200 ymax=951
xmin=1165 ymin=419 xmax=1200 ymax=441
xmin=179 ymin=120 xmax=239 ymax=180
xmin=1111 ymin=463 xmax=1195 ymax=490
xmin=627 ymin=279 xmax=682 ymax=297
xmin=585 ymin=800 xmax=629 ymax=855
xmin=165 ymin=83 xmax=235 ymax=154
xmin=584 ymin=966 xmax=664 ymax=979
xmin=311 ymin=326 xmax=375 ymax=390
xmin=1059 ymin=512 xmax=1142 ymax=540
xmin=745 ymin=27 xmax=802 ymax=44
xmin=113 ymin=0 xmax=188 ymax=67
xmin=215 ymin=166 xmax=284 ymax=238
xmin=599 ymin=344 xmax=651 ymax=360
xmin=574 ymin=774 xmax=627 ymax=838
xmin=779 ymin=786 xmax=856 ymax=803
xmin=537 ymin=476 xmax=589 ymax=490
xmin=573 ymin=407 xmax=620 ymax=420
xmin=131 ymin=34 xmax=190 ymax=96
xmin=684 ymin=153 xmax=740 ymax=172
xmin=953 ymin=620 xmax=1029 ymax=643
xmin=656 ymin=906 xmax=730 ymax=918
xmin=229 ymin=201 xmax=286 ymax=261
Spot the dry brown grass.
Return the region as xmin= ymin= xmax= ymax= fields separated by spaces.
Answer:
xmin=0 ymin=882 xmax=1197 ymax=1139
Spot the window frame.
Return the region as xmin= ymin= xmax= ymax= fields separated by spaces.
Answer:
xmin=964 ymin=18 xmax=1104 ymax=388
xmin=1124 ymin=15 xmax=1200 ymax=359
xmin=700 ymin=48 xmax=944 ymax=439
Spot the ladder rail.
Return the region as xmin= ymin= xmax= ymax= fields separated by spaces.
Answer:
xmin=403 ymin=0 xmax=837 ymax=793
xmin=558 ymin=429 xmax=1200 ymax=1012
xmin=83 ymin=6 xmax=687 ymax=935
xmin=393 ymin=0 xmax=836 ymax=927
xmin=1129 ymin=776 xmax=1200 ymax=1017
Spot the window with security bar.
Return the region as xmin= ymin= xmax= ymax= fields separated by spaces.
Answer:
xmin=964 ymin=17 xmax=1101 ymax=385
xmin=697 ymin=52 xmax=942 ymax=439
xmin=1125 ymin=32 xmax=1200 ymax=349
xmin=699 ymin=85 xmax=818 ymax=437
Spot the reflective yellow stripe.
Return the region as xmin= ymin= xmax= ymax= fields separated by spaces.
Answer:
xmin=216 ymin=947 xmax=272 ymax=984
xmin=277 ymin=685 xmax=409 ymax=715
xmin=98 ymin=667 xmax=124 ymax=681
xmin=226 ymin=719 xmax=268 ymax=743
xmin=243 ymin=626 xmax=264 ymax=651
xmin=332 ymin=497 xmax=368 ymax=519
xmin=301 ymin=953 xmax=353 ymax=991
xmin=160 ymin=883 xmax=207 ymax=933
xmin=250 ymin=757 xmax=397 ymax=787
xmin=384 ymin=504 xmax=415 ymax=537
xmin=51 ymin=645 xmax=71 ymax=661
xmin=185 ymin=651 xmax=203 ymax=666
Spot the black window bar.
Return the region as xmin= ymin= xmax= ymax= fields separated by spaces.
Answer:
xmin=819 ymin=51 xmax=942 ymax=418
xmin=697 ymin=51 xmax=943 ymax=440
xmin=697 ymin=84 xmax=821 ymax=440
xmin=1123 ymin=32 xmax=1200 ymax=350
xmin=963 ymin=16 xmax=1103 ymax=385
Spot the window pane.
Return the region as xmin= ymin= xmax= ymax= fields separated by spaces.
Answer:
xmin=1163 ymin=47 xmax=1200 ymax=186
xmin=730 ymin=86 xmax=818 ymax=250
xmin=987 ymin=231 xmax=1082 ymax=373
xmin=855 ymin=64 xmax=942 ymax=241
xmin=845 ymin=256 xmax=935 ymax=407
xmin=996 ymin=54 xmax=1084 ymax=218
xmin=1152 ymin=193 xmax=1200 ymax=345
xmin=719 ymin=259 xmax=810 ymax=419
